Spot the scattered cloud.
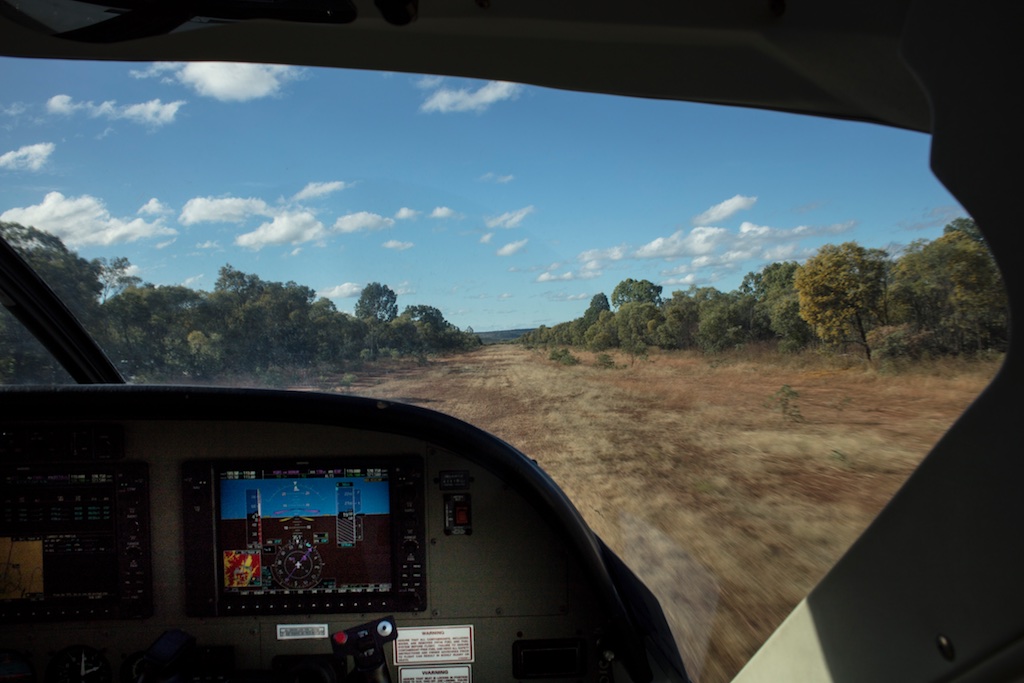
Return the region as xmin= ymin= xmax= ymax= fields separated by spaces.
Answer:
xmin=899 ymin=205 xmax=963 ymax=231
xmin=47 ymin=94 xmax=184 ymax=127
xmin=0 ymin=191 xmax=177 ymax=247
xmin=383 ymin=239 xmax=414 ymax=251
xmin=235 ymin=210 xmax=327 ymax=250
xmin=319 ymin=282 xmax=363 ymax=299
xmin=333 ymin=211 xmax=394 ymax=233
xmin=131 ymin=62 xmax=304 ymax=102
xmin=182 ymin=274 xmax=204 ymax=288
xmin=0 ymin=142 xmax=55 ymax=171
xmin=395 ymin=207 xmax=420 ymax=220
xmin=155 ymin=238 xmax=176 ymax=249
xmin=196 ymin=240 xmax=220 ymax=249
xmin=498 ymin=292 xmax=513 ymax=300
xmin=480 ymin=172 xmax=515 ymax=184
xmin=635 ymin=226 xmax=729 ymax=259
xmin=430 ymin=206 xmax=459 ymax=219
xmin=138 ymin=198 xmax=171 ymax=216
xmin=536 ymin=272 xmax=573 ymax=282
xmin=1 ymin=102 xmax=28 ymax=118
xmin=497 ymin=239 xmax=528 ymax=256
xmin=421 ymin=81 xmax=523 ymax=114
xmin=179 ymin=196 xmax=272 ymax=225
xmin=415 ymin=75 xmax=445 ymax=90
xmin=577 ymin=244 xmax=627 ymax=267
xmin=479 ymin=233 xmax=494 ymax=244
xmin=692 ymin=194 xmax=757 ymax=226
xmin=485 ymin=205 xmax=535 ymax=229
xmin=293 ymin=181 xmax=351 ymax=201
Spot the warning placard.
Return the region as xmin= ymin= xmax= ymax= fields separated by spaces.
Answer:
xmin=394 ymin=625 xmax=475 ymax=664
xmin=398 ymin=665 xmax=472 ymax=683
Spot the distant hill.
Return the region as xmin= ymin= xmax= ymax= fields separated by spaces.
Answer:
xmin=475 ymin=328 xmax=534 ymax=344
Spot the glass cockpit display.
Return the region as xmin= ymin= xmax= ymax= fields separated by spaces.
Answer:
xmin=181 ymin=457 xmax=426 ymax=616
xmin=217 ymin=468 xmax=392 ymax=595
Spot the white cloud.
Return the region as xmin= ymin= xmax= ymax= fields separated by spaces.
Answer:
xmin=196 ymin=240 xmax=220 ymax=249
xmin=47 ymin=94 xmax=184 ymax=127
xmin=182 ymin=274 xmax=204 ymax=287
xmin=235 ymin=210 xmax=327 ymax=250
xmin=635 ymin=227 xmax=729 ymax=259
xmin=663 ymin=274 xmax=698 ymax=286
xmin=692 ymin=194 xmax=757 ymax=226
xmin=430 ymin=206 xmax=458 ymax=219
xmin=333 ymin=211 xmax=394 ymax=233
xmin=578 ymin=245 xmax=627 ymax=263
xmin=0 ymin=191 xmax=177 ymax=247
xmin=415 ymin=75 xmax=445 ymax=90
xmin=497 ymin=239 xmax=528 ymax=256
xmin=383 ymin=239 xmax=414 ymax=251
xmin=395 ymin=207 xmax=420 ymax=220
xmin=1 ymin=103 xmax=28 ymax=117
xmin=46 ymin=95 xmax=79 ymax=115
xmin=536 ymin=271 xmax=575 ymax=282
xmin=762 ymin=244 xmax=800 ymax=260
xmin=738 ymin=221 xmax=771 ymax=237
xmin=138 ymin=198 xmax=171 ymax=216
xmin=0 ymin=142 xmax=55 ymax=171
xmin=293 ymin=181 xmax=351 ymax=201
xmin=179 ymin=196 xmax=272 ymax=225
xmin=479 ymin=233 xmax=494 ymax=244
xmin=132 ymin=62 xmax=304 ymax=102
xmin=485 ymin=205 xmax=535 ymax=229
xmin=421 ymin=81 xmax=523 ymax=113
xmin=120 ymin=100 xmax=184 ymax=126
xmin=480 ymin=172 xmax=514 ymax=184
xmin=155 ymin=238 xmax=176 ymax=249
xmin=319 ymin=282 xmax=363 ymax=299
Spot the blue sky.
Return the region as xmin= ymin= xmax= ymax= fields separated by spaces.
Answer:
xmin=1 ymin=58 xmax=963 ymax=331
xmin=220 ymin=477 xmax=390 ymax=519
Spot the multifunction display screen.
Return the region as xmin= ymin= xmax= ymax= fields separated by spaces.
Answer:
xmin=0 ymin=462 xmax=151 ymax=621
xmin=182 ymin=458 xmax=425 ymax=616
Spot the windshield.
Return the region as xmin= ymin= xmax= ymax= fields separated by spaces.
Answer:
xmin=0 ymin=57 xmax=1006 ymax=681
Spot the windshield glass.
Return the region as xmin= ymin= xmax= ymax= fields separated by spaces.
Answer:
xmin=0 ymin=57 xmax=1006 ymax=680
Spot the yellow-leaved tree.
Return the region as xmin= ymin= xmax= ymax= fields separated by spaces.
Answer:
xmin=794 ymin=241 xmax=889 ymax=359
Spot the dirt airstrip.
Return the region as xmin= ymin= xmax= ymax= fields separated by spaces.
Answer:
xmin=320 ymin=344 xmax=999 ymax=682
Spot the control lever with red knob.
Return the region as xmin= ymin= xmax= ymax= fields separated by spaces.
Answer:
xmin=330 ymin=616 xmax=398 ymax=683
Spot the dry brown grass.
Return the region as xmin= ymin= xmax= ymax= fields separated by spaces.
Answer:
xmin=312 ymin=345 xmax=1000 ymax=682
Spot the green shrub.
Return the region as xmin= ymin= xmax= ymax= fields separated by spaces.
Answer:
xmin=549 ymin=348 xmax=581 ymax=365
xmin=766 ymin=384 xmax=804 ymax=422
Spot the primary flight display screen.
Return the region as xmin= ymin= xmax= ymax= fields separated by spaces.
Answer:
xmin=182 ymin=457 xmax=425 ymax=616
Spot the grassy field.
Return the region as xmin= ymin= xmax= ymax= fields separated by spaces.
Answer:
xmin=321 ymin=344 xmax=1000 ymax=682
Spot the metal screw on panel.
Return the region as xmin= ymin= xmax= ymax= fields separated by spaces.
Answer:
xmin=937 ymin=634 xmax=956 ymax=661
xmin=377 ymin=620 xmax=394 ymax=638
xmin=431 ymin=609 xmax=440 ymax=617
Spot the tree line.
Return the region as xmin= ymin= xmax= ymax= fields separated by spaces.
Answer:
xmin=0 ymin=221 xmax=479 ymax=383
xmin=520 ymin=218 xmax=1008 ymax=363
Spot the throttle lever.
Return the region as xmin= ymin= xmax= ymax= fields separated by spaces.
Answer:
xmin=330 ymin=616 xmax=398 ymax=683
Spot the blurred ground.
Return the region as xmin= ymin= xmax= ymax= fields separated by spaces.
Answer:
xmin=326 ymin=345 xmax=999 ymax=682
